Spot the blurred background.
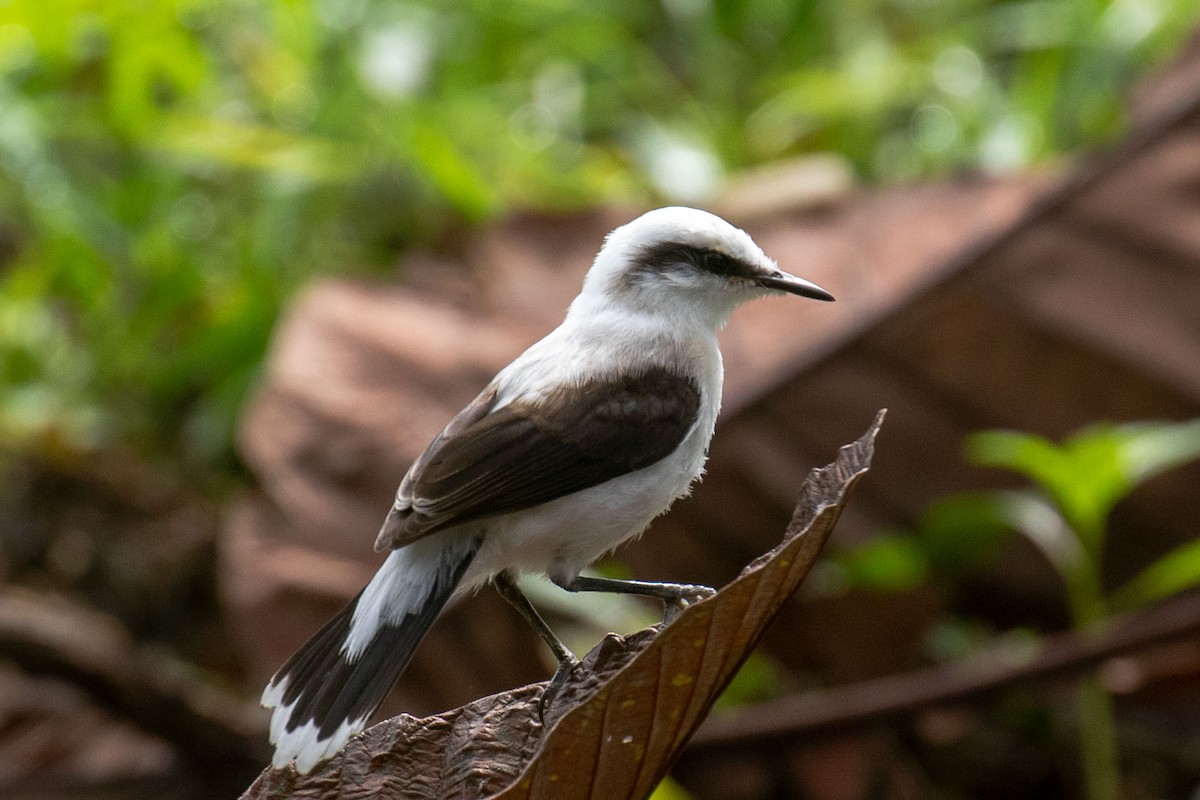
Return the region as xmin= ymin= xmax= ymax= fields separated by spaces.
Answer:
xmin=2 ymin=1 xmax=1200 ymax=798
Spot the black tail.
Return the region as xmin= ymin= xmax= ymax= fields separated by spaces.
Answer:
xmin=262 ymin=540 xmax=478 ymax=772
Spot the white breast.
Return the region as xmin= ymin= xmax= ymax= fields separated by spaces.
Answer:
xmin=459 ymin=315 xmax=725 ymax=587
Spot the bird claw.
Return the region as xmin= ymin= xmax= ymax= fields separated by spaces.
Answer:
xmin=538 ymin=657 xmax=581 ymax=722
xmin=661 ymin=583 xmax=716 ymax=624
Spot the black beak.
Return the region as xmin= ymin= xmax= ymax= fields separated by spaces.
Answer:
xmin=756 ymin=270 xmax=835 ymax=302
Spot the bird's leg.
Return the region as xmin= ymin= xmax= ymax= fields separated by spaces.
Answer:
xmin=492 ymin=570 xmax=580 ymax=720
xmin=553 ymin=575 xmax=716 ymax=624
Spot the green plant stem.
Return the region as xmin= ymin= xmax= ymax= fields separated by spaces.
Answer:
xmin=1077 ymin=672 xmax=1120 ymax=800
xmin=1066 ymin=571 xmax=1107 ymax=631
xmin=1066 ymin=559 xmax=1120 ymax=800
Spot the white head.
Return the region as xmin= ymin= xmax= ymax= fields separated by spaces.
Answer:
xmin=571 ymin=207 xmax=833 ymax=331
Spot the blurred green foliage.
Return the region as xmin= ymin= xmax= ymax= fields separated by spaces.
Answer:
xmin=829 ymin=419 xmax=1200 ymax=800
xmin=967 ymin=420 xmax=1200 ymax=620
xmin=829 ymin=419 xmax=1200 ymax=619
xmin=0 ymin=0 xmax=1197 ymax=473
xmin=965 ymin=420 xmax=1200 ymax=800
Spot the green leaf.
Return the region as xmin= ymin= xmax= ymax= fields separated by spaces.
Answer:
xmin=837 ymin=534 xmax=929 ymax=591
xmin=916 ymin=492 xmax=1019 ymax=577
xmin=1055 ymin=426 xmax=1132 ymax=549
xmin=1111 ymin=537 xmax=1200 ymax=612
xmin=1119 ymin=419 xmax=1200 ymax=484
xmin=715 ymin=651 xmax=784 ymax=709
xmin=983 ymin=490 xmax=1086 ymax=580
xmin=648 ymin=777 xmax=696 ymax=800
xmin=967 ymin=429 xmax=1071 ymax=496
xmin=968 ymin=428 xmax=1113 ymax=546
xmin=968 ymin=425 xmax=1163 ymax=555
xmin=917 ymin=488 xmax=1102 ymax=624
xmin=408 ymin=120 xmax=501 ymax=222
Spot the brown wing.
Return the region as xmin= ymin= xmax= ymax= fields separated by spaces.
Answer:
xmin=375 ymin=366 xmax=701 ymax=550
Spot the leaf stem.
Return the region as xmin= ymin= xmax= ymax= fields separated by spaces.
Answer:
xmin=1076 ymin=673 xmax=1120 ymax=800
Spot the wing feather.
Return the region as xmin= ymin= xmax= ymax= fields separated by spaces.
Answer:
xmin=375 ymin=366 xmax=701 ymax=550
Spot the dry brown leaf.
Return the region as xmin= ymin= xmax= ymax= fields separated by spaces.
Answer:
xmin=241 ymin=410 xmax=884 ymax=800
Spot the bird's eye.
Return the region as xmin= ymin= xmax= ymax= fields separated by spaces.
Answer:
xmin=700 ymin=251 xmax=736 ymax=278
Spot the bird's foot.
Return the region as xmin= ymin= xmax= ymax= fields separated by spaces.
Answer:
xmin=660 ymin=583 xmax=717 ymax=624
xmin=539 ymin=656 xmax=582 ymax=722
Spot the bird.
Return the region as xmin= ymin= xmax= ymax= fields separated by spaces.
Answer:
xmin=261 ymin=206 xmax=834 ymax=773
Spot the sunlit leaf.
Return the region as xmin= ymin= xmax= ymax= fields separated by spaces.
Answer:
xmin=967 ymin=429 xmax=1070 ymax=495
xmin=969 ymin=427 xmax=1119 ymax=554
xmin=1119 ymin=419 xmax=1200 ymax=484
xmin=968 ymin=421 xmax=1200 ymax=569
xmin=154 ymin=115 xmax=365 ymax=181
xmin=1111 ymin=538 xmax=1200 ymax=612
xmin=408 ymin=120 xmax=502 ymax=222
xmin=1056 ymin=426 xmax=1132 ymax=548
xmin=647 ymin=777 xmax=695 ymax=800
